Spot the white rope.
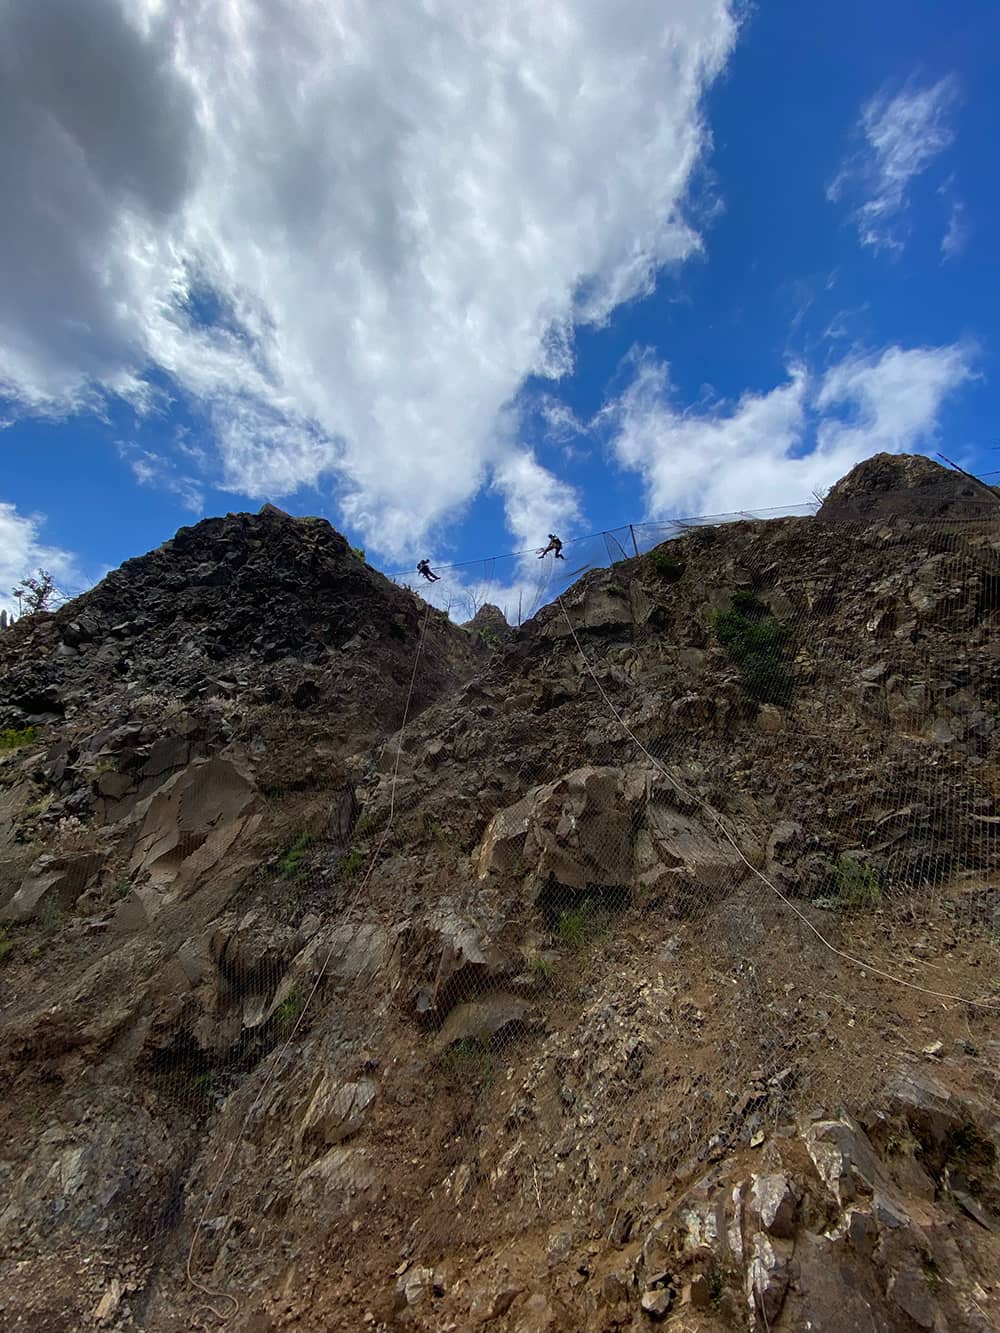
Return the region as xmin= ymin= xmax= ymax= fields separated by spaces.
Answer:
xmin=557 ymin=594 xmax=1000 ymax=1012
xmin=185 ymin=600 xmax=435 ymax=1322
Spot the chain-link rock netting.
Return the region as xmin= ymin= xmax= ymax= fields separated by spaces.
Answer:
xmin=1 ymin=500 xmax=999 ymax=1331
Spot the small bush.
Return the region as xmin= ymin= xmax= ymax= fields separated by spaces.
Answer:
xmin=477 ymin=625 xmax=499 ymax=648
xmin=278 ymin=832 xmax=318 ymax=878
xmin=110 ymin=876 xmax=132 ymax=901
xmin=338 ymin=848 xmax=365 ymax=879
xmin=1 ymin=727 xmax=39 ymax=751
xmin=820 ymin=855 xmax=882 ymax=911
xmin=274 ymin=988 xmax=306 ymax=1030
xmin=351 ymin=546 xmax=366 ymax=562
xmin=23 ymin=794 xmax=54 ymax=819
xmin=0 ymin=928 xmax=12 ymax=964
xmin=649 ymin=550 xmax=686 ymax=582
xmin=713 ymin=592 xmax=792 ymax=704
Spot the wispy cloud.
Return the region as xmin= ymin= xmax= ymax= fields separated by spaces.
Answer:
xmin=603 ymin=339 xmax=975 ymax=517
xmin=0 ymin=0 xmax=739 ymax=559
xmin=118 ymin=443 xmax=204 ymax=512
xmin=829 ymin=75 xmax=959 ymax=254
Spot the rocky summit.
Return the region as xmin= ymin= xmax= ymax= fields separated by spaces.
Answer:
xmin=1 ymin=455 xmax=999 ymax=1333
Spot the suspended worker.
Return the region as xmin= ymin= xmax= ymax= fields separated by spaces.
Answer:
xmin=538 ymin=533 xmax=566 ymax=560
xmin=417 ymin=558 xmax=440 ymax=583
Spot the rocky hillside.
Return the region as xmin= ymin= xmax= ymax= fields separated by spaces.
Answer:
xmin=1 ymin=456 xmax=998 ymax=1333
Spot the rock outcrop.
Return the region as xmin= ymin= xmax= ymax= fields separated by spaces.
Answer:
xmin=0 ymin=456 xmax=998 ymax=1333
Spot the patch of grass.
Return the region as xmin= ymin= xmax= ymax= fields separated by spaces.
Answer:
xmin=713 ymin=591 xmax=792 ymax=705
xmin=338 ymin=848 xmax=365 ymax=879
xmin=110 ymin=876 xmax=132 ymax=902
xmin=278 ymin=832 xmax=318 ymax=878
xmin=351 ymin=546 xmax=366 ymax=562
xmin=440 ymin=1037 xmax=497 ymax=1089
xmin=274 ymin=988 xmax=306 ymax=1030
xmin=0 ymin=928 xmax=12 ymax=964
xmin=558 ymin=897 xmax=611 ymax=950
xmin=477 ymin=625 xmax=500 ymax=648
xmin=649 ymin=549 xmax=686 ymax=582
xmin=1 ymin=726 xmax=39 ymax=751
xmin=23 ymin=793 xmax=54 ymax=819
xmin=528 ymin=953 xmax=555 ymax=980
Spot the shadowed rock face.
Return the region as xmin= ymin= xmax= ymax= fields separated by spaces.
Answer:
xmin=818 ymin=451 xmax=999 ymax=521
xmin=1 ymin=458 xmax=1000 ymax=1332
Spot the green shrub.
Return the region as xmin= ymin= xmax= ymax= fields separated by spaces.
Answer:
xmin=110 ymin=876 xmax=132 ymax=902
xmin=351 ymin=546 xmax=366 ymax=562
xmin=278 ymin=832 xmax=318 ymax=878
xmin=649 ymin=550 xmax=686 ymax=582
xmin=1 ymin=727 xmax=39 ymax=751
xmin=0 ymin=928 xmax=12 ymax=964
xmin=821 ymin=855 xmax=882 ymax=911
xmin=23 ymin=794 xmax=54 ymax=819
xmin=713 ymin=592 xmax=792 ymax=704
xmin=274 ymin=988 xmax=306 ymax=1029
xmin=338 ymin=848 xmax=365 ymax=879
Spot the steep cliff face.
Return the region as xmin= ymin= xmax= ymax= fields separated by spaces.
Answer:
xmin=1 ymin=458 xmax=998 ymax=1333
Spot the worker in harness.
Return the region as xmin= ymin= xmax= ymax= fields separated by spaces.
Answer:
xmin=538 ymin=533 xmax=565 ymax=560
xmin=417 ymin=559 xmax=440 ymax=582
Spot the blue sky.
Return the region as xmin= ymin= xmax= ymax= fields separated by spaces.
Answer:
xmin=2 ymin=0 xmax=998 ymax=616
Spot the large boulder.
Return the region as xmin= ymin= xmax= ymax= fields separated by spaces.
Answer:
xmin=474 ymin=765 xmax=745 ymax=915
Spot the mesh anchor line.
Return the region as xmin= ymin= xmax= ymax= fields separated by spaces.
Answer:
xmin=185 ymin=600 xmax=435 ymax=1324
xmin=556 ymin=593 xmax=1000 ymax=1013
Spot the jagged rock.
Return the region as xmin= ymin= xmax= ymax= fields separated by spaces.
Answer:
xmin=437 ymin=993 xmax=532 ymax=1047
xmin=748 ymin=1173 xmax=798 ymax=1239
xmin=293 ymin=1146 xmax=377 ymax=1221
xmin=640 ymin=1286 xmax=672 ymax=1319
xmin=819 ymin=452 xmax=998 ymax=521
xmin=394 ymin=1265 xmax=436 ymax=1310
xmin=804 ymin=1116 xmax=889 ymax=1206
xmin=746 ymin=1232 xmax=790 ymax=1326
xmin=1 ymin=850 xmax=106 ymax=922
xmin=298 ymin=1077 xmax=376 ymax=1148
xmin=887 ymin=1265 xmax=942 ymax=1329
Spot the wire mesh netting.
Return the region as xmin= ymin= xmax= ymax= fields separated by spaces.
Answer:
xmin=1 ymin=500 xmax=999 ymax=1330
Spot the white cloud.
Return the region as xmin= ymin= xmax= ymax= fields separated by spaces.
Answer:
xmin=0 ymin=502 xmax=85 ymax=617
xmin=606 ymin=341 xmax=975 ymax=518
xmin=0 ymin=0 xmax=739 ymax=558
xmin=830 ymin=75 xmax=959 ymax=254
xmin=941 ymin=199 xmax=968 ymax=261
xmin=119 ymin=443 xmax=204 ymax=512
